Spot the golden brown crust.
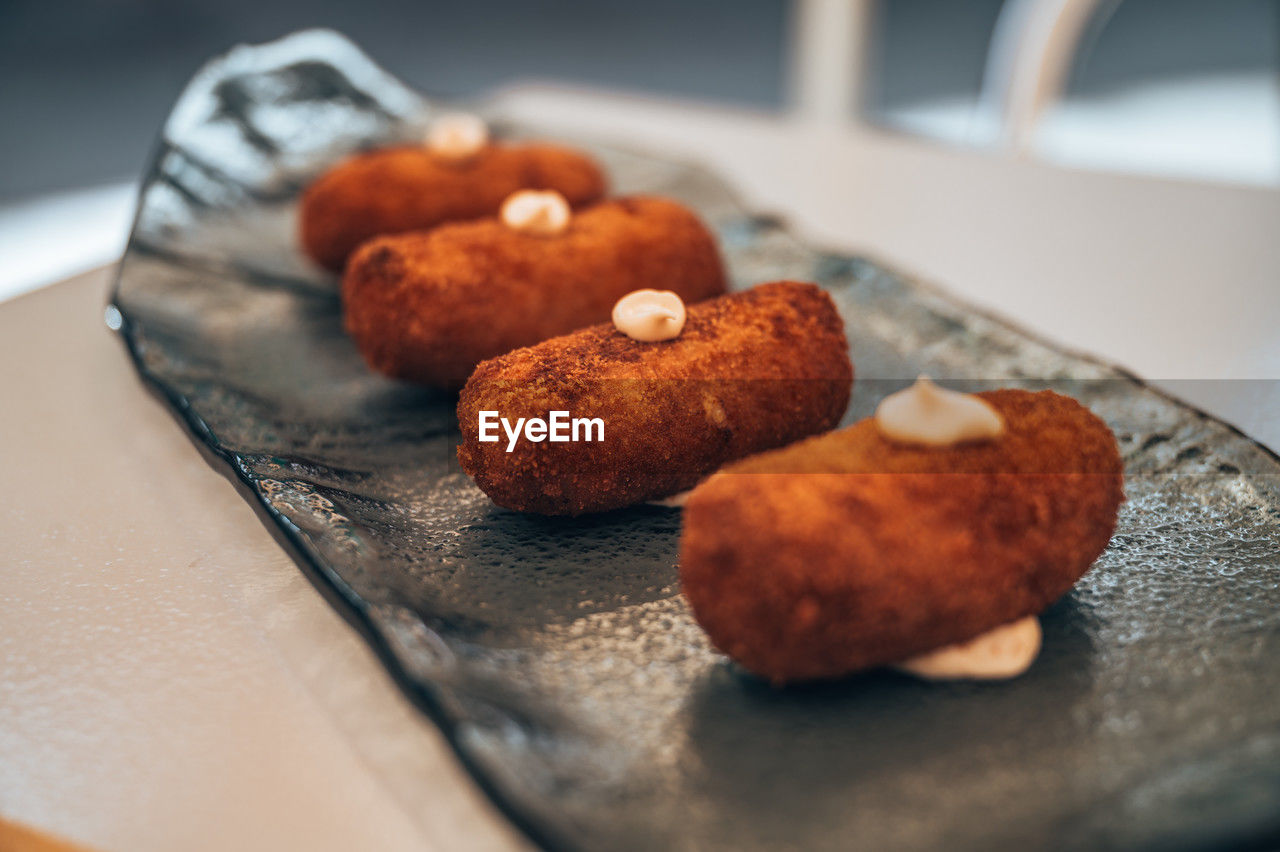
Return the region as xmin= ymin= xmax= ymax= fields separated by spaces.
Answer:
xmin=457 ymin=281 xmax=854 ymax=515
xmin=343 ymin=196 xmax=727 ymax=388
xmin=678 ymin=389 xmax=1124 ymax=684
xmin=300 ymin=142 xmax=606 ymax=271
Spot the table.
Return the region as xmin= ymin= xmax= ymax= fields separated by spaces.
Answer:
xmin=4 ymin=86 xmax=1277 ymax=852
xmin=0 ymin=269 xmax=527 ymax=851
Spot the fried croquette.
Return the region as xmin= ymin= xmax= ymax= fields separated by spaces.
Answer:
xmin=300 ymin=143 xmax=606 ymax=271
xmin=457 ymin=281 xmax=854 ymax=515
xmin=679 ymin=389 xmax=1124 ymax=684
xmin=344 ymin=196 xmax=727 ymax=388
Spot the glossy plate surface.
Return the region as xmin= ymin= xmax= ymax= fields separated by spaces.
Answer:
xmin=111 ymin=30 xmax=1280 ymax=852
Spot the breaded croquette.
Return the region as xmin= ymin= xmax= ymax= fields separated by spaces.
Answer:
xmin=300 ymin=143 xmax=606 ymax=271
xmin=679 ymin=389 xmax=1124 ymax=684
xmin=344 ymin=196 xmax=727 ymax=388
xmin=457 ymin=282 xmax=854 ymax=515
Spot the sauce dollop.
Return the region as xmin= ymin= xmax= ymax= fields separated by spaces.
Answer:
xmin=612 ymin=290 xmax=687 ymax=342
xmin=426 ymin=112 xmax=488 ymax=160
xmin=500 ymin=189 xmax=571 ymax=236
xmin=897 ymin=616 xmax=1041 ymax=680
xmin=875 ymin=376 xmax=1004 ymax=446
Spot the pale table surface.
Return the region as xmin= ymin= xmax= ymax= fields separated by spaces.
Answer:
xmin=0 ymin=268 xmax=528 ymax=851
xmin=3 ymin=86 xmax=1278 ymax=852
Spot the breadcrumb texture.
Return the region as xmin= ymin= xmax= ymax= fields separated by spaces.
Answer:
xmin=457 ymin=282 xmax=854 ymax=515
xmin=679 ymin=389 xmax=1124 ymax=684
xmin=343 ymin=196 xmax=727 ymax=388
xmin=300 ymin=142 xmax=606 ymax=271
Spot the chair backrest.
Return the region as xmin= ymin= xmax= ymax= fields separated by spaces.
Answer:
xmin=791 ymin=0 xmax=1103 ymax=145
xmin=981 ymin=0 xmax=1103 ymax=152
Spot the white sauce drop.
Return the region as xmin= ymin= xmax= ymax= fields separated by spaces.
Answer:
xmin=646 ymin=489 xmax=693 ymax=508
xmin=426 ymin=112 xmax=488 ymax=160
xmin=896 ymin=616 xmax=1041 ymax=680
xmin=500 ymin=189 xmax=571 ymax=236
xmin=612 ymin=290 xmax=687 ymax=342
xmin=875 ymin=375 xmax=1004 ymax=446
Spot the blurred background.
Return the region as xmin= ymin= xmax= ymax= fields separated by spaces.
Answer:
xmin=2 ymin=0 xmax=1277 ymax=195
xmin=1 ymin=0 xmax=1277 ymax=437
xmin=2 ymin=0 xmax=1277 ymax=295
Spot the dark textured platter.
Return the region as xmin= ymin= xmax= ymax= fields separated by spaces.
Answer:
xmin=109 ymin=30 xmax=1280 ymax=852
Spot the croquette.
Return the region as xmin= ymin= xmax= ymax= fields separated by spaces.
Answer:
xmin=344 ymin=196 xmax=727 ymax=388
xmin=679 ymin=389 xmax=1124 ymax=684
xmin=300 ymin=143 xmax=606 ymax=271
xmin=457 ymin=281 xmax=854 ymax=515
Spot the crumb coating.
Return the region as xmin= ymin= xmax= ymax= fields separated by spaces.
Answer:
xmin=343 ymin=196 xmax=727 ymax=388
xmin=679 ymin=389 xmax=1124 ymax=684
xmin=457 ymin=282 xmax=854 ymax=515
xmin=301 ymin=142 xmax=606 ymax=271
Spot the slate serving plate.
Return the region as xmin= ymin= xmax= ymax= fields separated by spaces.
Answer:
xmin=109 ymin=30 xmax=1280 ymax=852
